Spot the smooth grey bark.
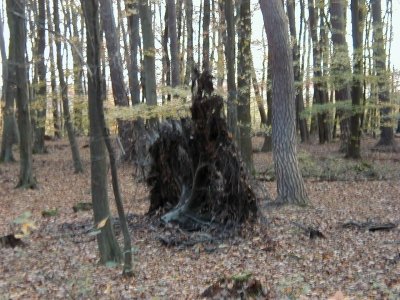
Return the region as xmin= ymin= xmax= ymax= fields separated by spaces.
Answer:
xmin=224 ymin=0 xmax=238 ymax=140
xmin=167 ymin=0 xmax=180 ymax=87
xmin=348 ymin=0 xmax=364 ymax=158
xmin=184 ymin=0 xmax=194 ymax=85
xmin=138 ymin=1 xmax=157 ymax=106
xmin=371 ymin=0 xmax=397 ymax=149
xmin=33 ymin=0 xmax=47 ymax=154
xmin=287 ymin=0 xmax=309 ymax=143
xmin=237 ymin=0 xmax=253 ymax=171
xmin=81 ymin=0 xmax=123 ymax=265
xmin=202 ymin=0 xmax=210 ymax=71
xmin=12 ymin=0 xmax=36 ymax=188
xmin=0 ymin=6 xmax=19 ymax=162
xmin=54 ymin=0 xmax=83 ymax=173
xmin=330 ymin=0 xmax=352 ymax=152
xmin=126 ymin=0 xmax=140 ymax=105
xmin=260 ymin=0 xmax=309 ymax=206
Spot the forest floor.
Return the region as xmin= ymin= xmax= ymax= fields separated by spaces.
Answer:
xmin=0 ymin=136 xmax=399 ymax=299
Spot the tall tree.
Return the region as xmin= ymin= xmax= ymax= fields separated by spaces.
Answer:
xmin=287 ymin=0 xmax=309 ymax=143
xmin=167 ymin=0 xmax=180 ymax=87
xmin=224 ymin=0 xmax=238 ymax=139
xmin=371 ymin=0 xmax=397 ymax=150
xmin=184 ymin=0 xmax=194 ymax=84
xmin=54 ymin=0 xmax=83 ymax=172
xmin=0 ymin=7 xmax=19 ymax=162
xmin=202 ymin=0 xmax=210 ymax=70
xmin=11 ymin=0 xmax=36 ymax=188
xmin=308 ymin=0 xmax=330 ymax=143
xmin=237 ymin=0 xmax=253 ymax=171
xmin=330 ymin=0 xmax=352 ymax=152
xmin=33 ymin=0 xmax=47 ymax=154
xmin=138 ymin=1 xmax=157 ymax=106
xmin=81 ymin=0 xmax=123 ymax=265
xmin=348 ymin=0 xmax=365 ymax=158
xmin=99 ymin=0 xmax=129 ymax=107
xmin=260 ymin=0 xmax=309 ymax=205
xmin=126 ymin=0 xmax=140 ymax=105
xmin=46 ymin=0 xmax=61 ymax=139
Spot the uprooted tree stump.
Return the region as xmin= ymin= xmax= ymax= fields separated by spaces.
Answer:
xmin=146 ymin=70 xmax=258 ymax=230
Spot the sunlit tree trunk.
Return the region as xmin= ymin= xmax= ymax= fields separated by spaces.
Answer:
xmin=260 ymin=0 xmax=309 ymax=205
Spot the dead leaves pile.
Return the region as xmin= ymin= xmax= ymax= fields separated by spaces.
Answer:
xmin=0 ymin=138 xmax=399 ymax=298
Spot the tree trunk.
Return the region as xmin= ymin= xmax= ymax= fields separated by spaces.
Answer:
xmin=287 ymin=0 xmax=309 ymax=143
xmin=12 ymin=0 xmax=36 ymax=188
xmin=81 ymin=0 xmax=122 ymax=265
xmin=54 ymin=0 xmax=83 ymax=173
xmin=167 ymin=0 xmax=180 ymax=87
xmin=308 ymin=0 xmax=330 ymax=143
xmin=224 ymin=0 xmax=238 ymax=140
xmin=202 ymin=0 xmax=210 ymax=70
xmin=126 ymin=0 xmax=140 ymax=105
xmin=330 ymin=0 xmax=352 ymax=153
xmin=372 ymin=0 xmax=397 ymax=150
xmin=139 ymin=1 xmax=157 ymax=106
xmin=260 ymin=0 xmax=309 ymax=206
xmin=33 ymin=0 xmax=47 ymax=154
xmin=184 ymin=0 xmax=194 ymax=85
xmin=0 ymin=6 xmax=19 ymax=162
xmin=45 ymin=0 xmax=61 ymax=139
xmin=348 ymin=0 xmax=364 ymax=158
xmin=237 ymin=0 xmax=253 ymax=171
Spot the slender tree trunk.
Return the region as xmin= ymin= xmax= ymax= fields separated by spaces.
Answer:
xmin=167 ymin=0 xmax=180 ymax=87
xmin=260 ymin=0 xmax=309 ymax=206
xmin=251 ymin=58 xmax=267 ymax=126
xmin=372 ymin=0 xmax=397 ymax=150
xmin=216 ymin=0 xmax=225 ymax=88
xmin=126 ymin=0 xmax=140 ymax=105
xmin=139 ymin=1 xmax=157 ymax=106
xmin=237 ymin=0 xmax=253 ymax=171
xmin=81 ymin=0 xmax=123 ymax=265
xmin=224 ymin=0 xmax=238 ymax=140
xmin=12 ymin=0 xmax=36 ymax=188
xmin=184 ymin=0 xmax=194 ymax=84
xmin=54 ymin=0 xmax=83 ymax=173
xmin=32 ymin=0 xmax=47 ymax=154
xmin=348 ymin=0 xmax=364 ymax=158
xmin=45 ymin=0 xmax=61 ymax=139
xmin=287 ymin=0 xmax=309 ymax=143
xmin=202 ymin=0 xmax=210 ymax=70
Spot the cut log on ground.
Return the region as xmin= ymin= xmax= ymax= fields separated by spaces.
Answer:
xmin=146 ymin=69 xmax=259 ymax=230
